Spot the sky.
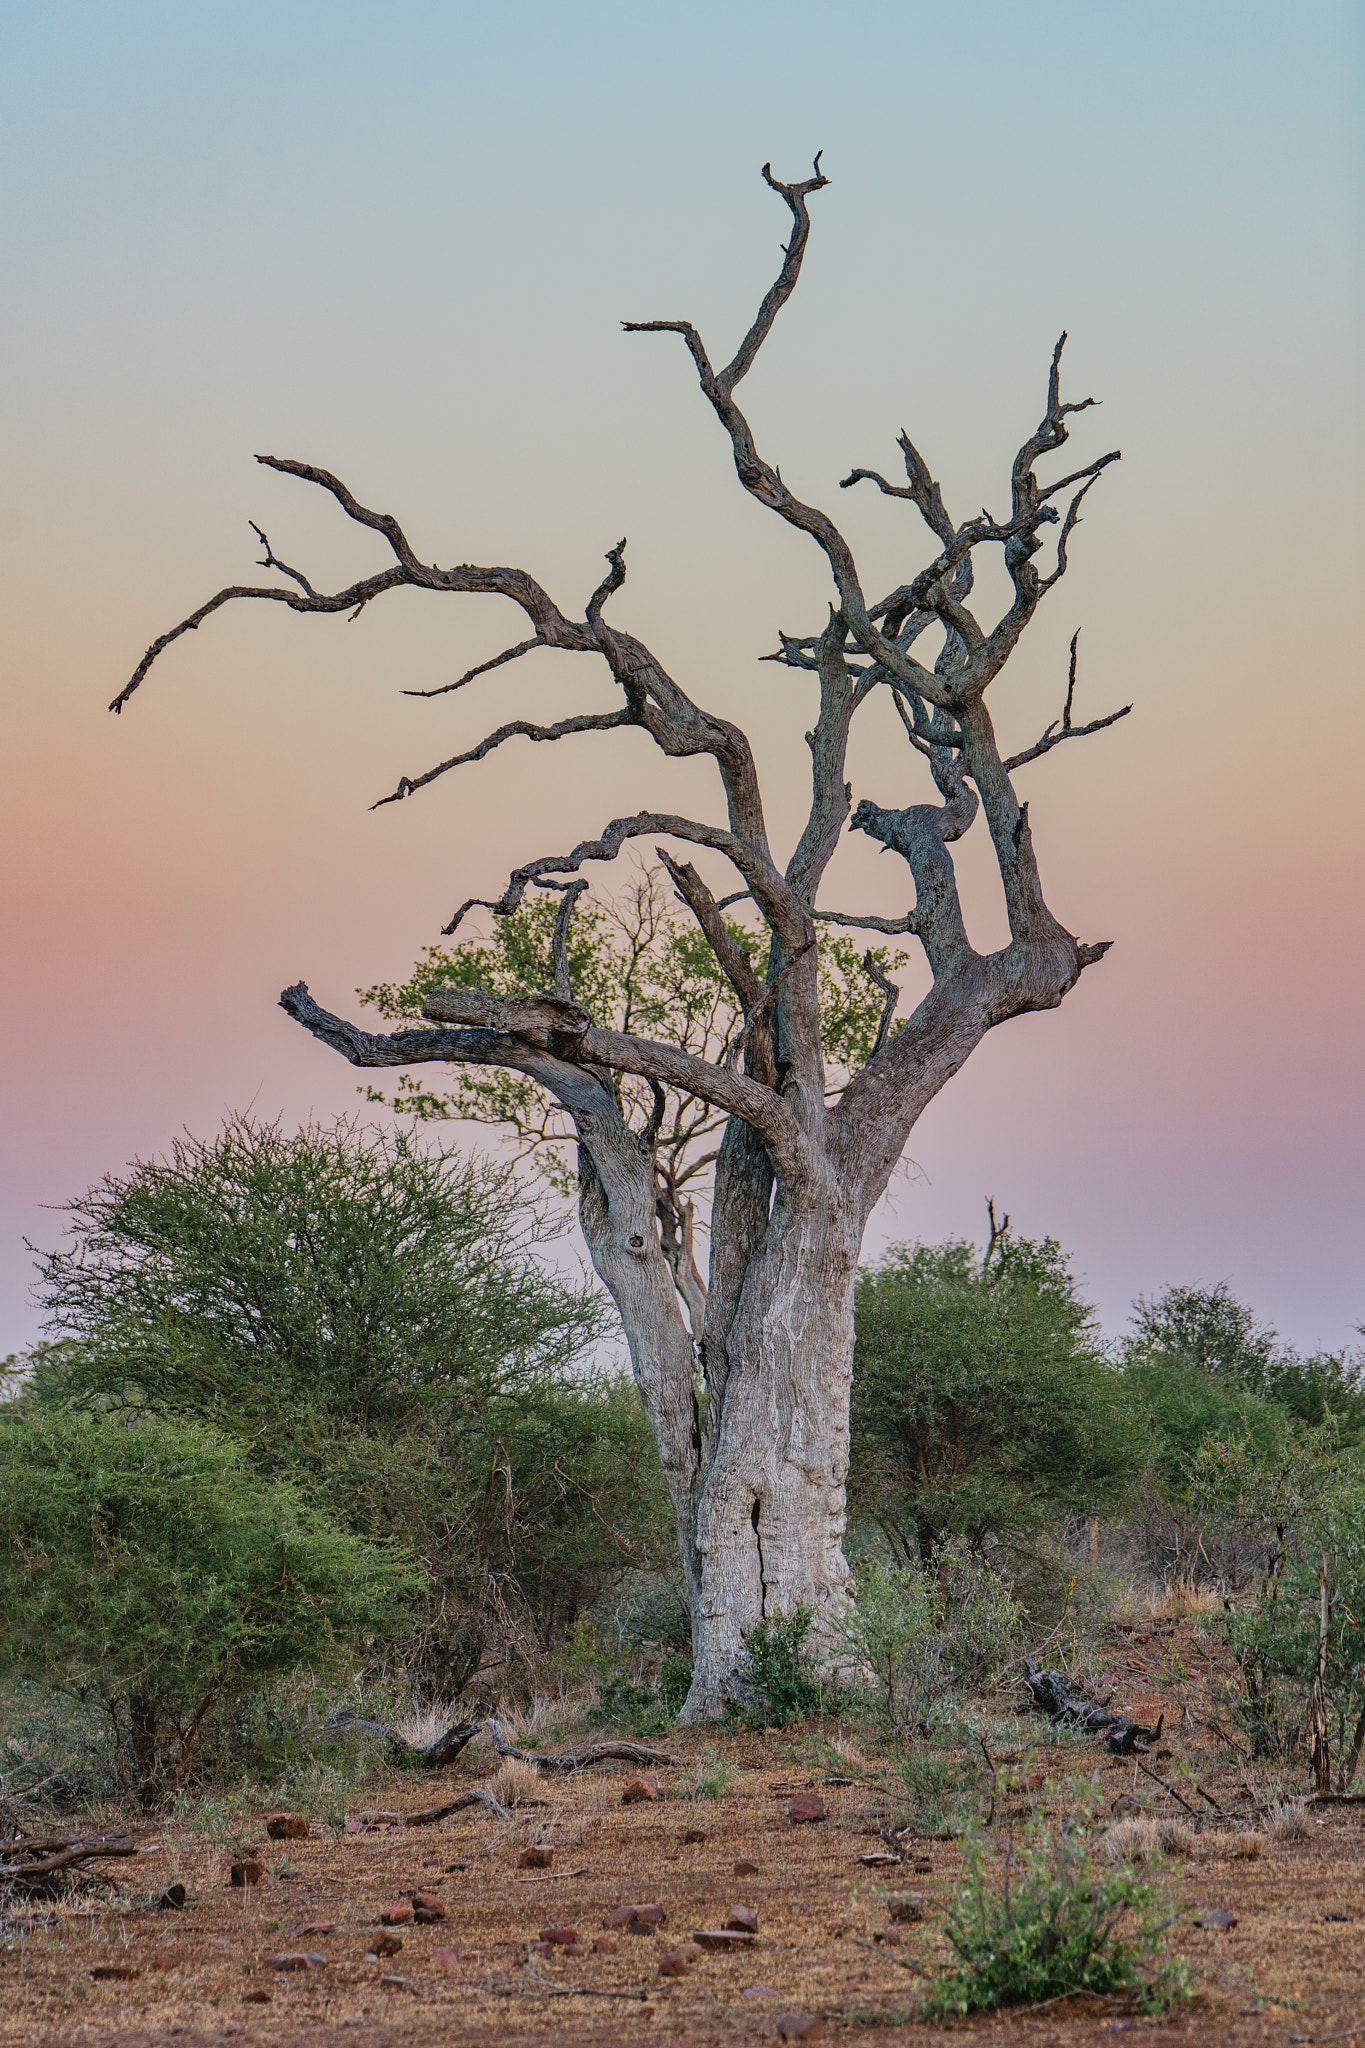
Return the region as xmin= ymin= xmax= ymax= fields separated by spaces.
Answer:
xmin=3 ymin=0 xmax=1362 ymax=1361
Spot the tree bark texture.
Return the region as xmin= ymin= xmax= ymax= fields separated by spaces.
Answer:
xmin=116 ymin=158 xmax=1129 ymax=1717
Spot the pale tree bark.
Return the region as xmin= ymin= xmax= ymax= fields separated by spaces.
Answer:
xmin=113 ymin=156 xmax=1131 ymax=1719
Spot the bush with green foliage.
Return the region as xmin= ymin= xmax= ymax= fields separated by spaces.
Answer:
xmin=26 ymin=1114 xmax=671 ymax=1694
xmin=838 ymin=1545 xmax=1021 ymax=1736
xmin=925 ymin=1817 xmax=1188 ymax=2016
xmin=735 ymin=1604 xmax=827 ymax=1727
xmin=0 ymin=1411 xmax=415 ymax=1806
xmin=851 ymin=1218 xmax=1139 ymax=1562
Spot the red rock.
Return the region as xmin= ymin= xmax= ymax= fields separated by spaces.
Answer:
xmin=268 ymin=1951 xmax=327 ymax=1971
xmin=659 ymin=1942 xmax=704 ymax=1977
xmin=90 ymin=1964 xmax=140 ymax=1980
xmin=1195 ymin=1908 xmax=1238 ymax=1931
xmin=266 ymin=1813 xmax=310 ymax=1840
xmin=726 ymin=1903 xmax=759 ymax=1934
xmin=380 ymin=1903 xmax=413 ymax=1925
xmin=622 ymin=1775 xmax=660 ymax=1803
xmin=777 ymin=2016 xmax=823 ymax=2041
xmin=229 ymin=1859 xmax=266 ymax=1887
xmin=432 ymin=1944 xmax=460 ymax=1973
xmin=734 ymin=1858 xmax=760 ymax=1876
xmin=413 ymin=1908 xmax=443 ymax=1925
xmin=1025 ymin=1771 xmax=1045 ymax=1793
xmin=888 ymin=1893 xmax=925 ymax=1924
xmin=372 ymin=1932 xmax=404 ymax=1958
xmin=788 ymin=1793 xmax=825 ymax=1825
xmin=593 ymin=1937 xmax=617 ymax=1955
xmin=682 ymin=1827 xmax=707 ymax=1844
xmin=911 ymin=1856 xmax=933 ymax=1871
xmin=411 ymin=1890 xmax=445 ymax=1917
xmin=693 ymin=1928 xmax=757 ymax=1949
xmin=243 ymin=1990 xmax=272 ymax=2003
xmin=291 ymin=1920 xmax=335 ymax=1937
xmin=539 ymin=1926 xmax=580 ymax=1946
xmin=519 ymin=1845 xmax=553 ymax=1868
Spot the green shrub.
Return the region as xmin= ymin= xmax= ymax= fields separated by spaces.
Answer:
xmin=925 ymin=1818 xmax=1189 ymax=2015
xmin=838 ymin=1546 xmax=1022 ymax=1736
xmin=657 ymin=1650 xmax=692 ymax=1718
xmin=0 ymin=1411 xmax=416 ymax=1808
xmin=737 ymin=1604 xmax=825 ymax=1727
xmin=588 ymin=1674 xmax=669 ymax=1735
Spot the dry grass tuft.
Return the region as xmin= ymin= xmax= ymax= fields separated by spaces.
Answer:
xmin=393 ymin=1698 xmax=465 ymax=1750
xmin=1264 ymin=1799 xmax=1311 ymax=1843
xmin=488 ymin=1757 xmax=549 ymax=1808
xmin=1100 ymin=1816 xmax=1195 ymax=1863
xmin=1145 ymin=1577 xmax=1224 ymax=1623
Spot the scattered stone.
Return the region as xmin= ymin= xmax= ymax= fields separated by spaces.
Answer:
xmin=1194 ymin=1908 xmax=1238 ymax=1931
xmin=593 ymin=1937 xmax=618 ymax=1955
xmin=411 ymin=1890 xmax=446 ymax=1918
xmin=527 ymin=1940 xmax=555 ymax=1956
xmin=659 ymin=1942 xmax=704 ymax=1977
xmin=911 ymin=1856 xmax=933 ymax=1871
xmin=725 ymin=1904 xmax=759 ymax=1934
xmin=291 ymin=1921 xmax=335 ymax=1937
xmin=380 ymin=1903 xmax=413 ymax=1925
xmin=414 ymin=1907 xmax=442 ymax=1925
xmin=266 ymin=1813 xmax=310 ymax=1840
xmin=742 ymin=1984 xmax=775 ymax=1998
xmin=432 ymin=1945 xmax=460 ymax=1973
xmin=243 ymin=1990 xmax=272 ymax=2004
xmin=157 ymin=1883 xmax=188 ymax=1909
xmin=372 ymin=1932 xmax=404 ymax=1958
xmin=380 ymin=1973 xmax=411 ymax=1990
xmin=888 ymin=1893 xmax=926 ymax=1924
xmin=693 ymin=1928 xmax=758 ymax=1949
xmin=90 ymin=1964 xmax=140 ymax=1981
xmin=622 ymin=1775 xmax=660 ymax=1804
xmin=1024 ymin=1771 xmax=1045 ymax=1793
xmin=777 ymin=2014 xmax=823 ymax=2040
xmin=268 ymin=1951 xmax=326 ymax=1972
xmin=519 ymin=1846 xmax=553 ymax=1869
xmin=788 ymin=1793 xmax=825 ymax=1825
xmin=540 ymin=1925 xmax=580 ymax=1946
xmin=229 ymin=1859 xmax=266 ymax=1887
xmin=682 ymin=1827 xmax=707 ymax=1844
xmin=734 ymin=1859 xmax=760 ymax=1876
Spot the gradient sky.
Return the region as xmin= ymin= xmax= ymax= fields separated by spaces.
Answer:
xmin=3 ymin=0 xmax=1362 ymax=1361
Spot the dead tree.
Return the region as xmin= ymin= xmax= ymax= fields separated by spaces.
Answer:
xmin=112 ymin=159 xmax=1129 ymax=1719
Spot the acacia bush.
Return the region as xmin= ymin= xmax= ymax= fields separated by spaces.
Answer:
xmin=837 ymin=1546 xmax=1021 ymax=1737
xmin=26 ymin=1114 xmax=671 ymax=1695
xmin=0 ymin=1411 xmax=415 ymax=1807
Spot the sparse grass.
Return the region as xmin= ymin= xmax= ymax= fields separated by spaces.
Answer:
xmin=1264 ymin=1798 xmax=1311 ymax=1843
xmin=692 ymin=1746 xmax=738 ymax=1800
xmin=1100 ymin=1815 xmax=1195 ymax=1863
xmin=488 ymin=1757 xmax=548 ymax=1808
xmin=1146 ymin=1577 xmax=1224 ymax=1623
xmin=392 ymin=1697 xmax=464 ymax=1750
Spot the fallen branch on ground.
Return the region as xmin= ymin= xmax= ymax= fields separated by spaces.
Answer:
xmin=487 ymin=1719 xmax=678 ymax=1770
xmin=1022 ymin=1657 xmax=1165 ymax=1754
xmin=2 ymin=1834 xmax=143 ymax=1886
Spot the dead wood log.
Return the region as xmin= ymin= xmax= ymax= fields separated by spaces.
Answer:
xmin=2 ymin=1834 xmax=143 ymax=1885
xmin=346 ymin=1787 xmax=510 ymax=1832
xmin=486 ymin=1718 xmax=678 ymax=1771
xmin=324 ymin=1710 xmax=482 ymax=1769
xmin=1022 ymin=1657 xmax=1165 ymax=1755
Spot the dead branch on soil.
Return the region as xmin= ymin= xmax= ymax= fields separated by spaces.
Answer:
xmin=487 ymin=1718 xmax=678 ymax=1771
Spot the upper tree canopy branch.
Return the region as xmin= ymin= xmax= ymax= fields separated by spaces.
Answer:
xmin=1004 ymin=630 xmax=1132 ymax=771
xmin=373 ymin=706 xmax=638 ymax=809
xmin=440 ymin=809 xmax=811 ymax=959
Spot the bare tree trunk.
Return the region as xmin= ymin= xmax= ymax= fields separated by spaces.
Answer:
xmin=1311 ymin=1555 xmax=1332 ymax=1796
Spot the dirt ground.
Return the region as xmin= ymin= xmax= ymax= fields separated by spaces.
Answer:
xmin=3 ymin=1624 xmax=1361 ymax=2048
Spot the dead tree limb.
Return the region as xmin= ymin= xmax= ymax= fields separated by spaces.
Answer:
xmin=487 ymin=1718 xmax=678 ymax=1771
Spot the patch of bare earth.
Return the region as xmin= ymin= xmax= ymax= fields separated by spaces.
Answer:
xmin=2 ymin=1628 xmax=1361 ymax=2047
